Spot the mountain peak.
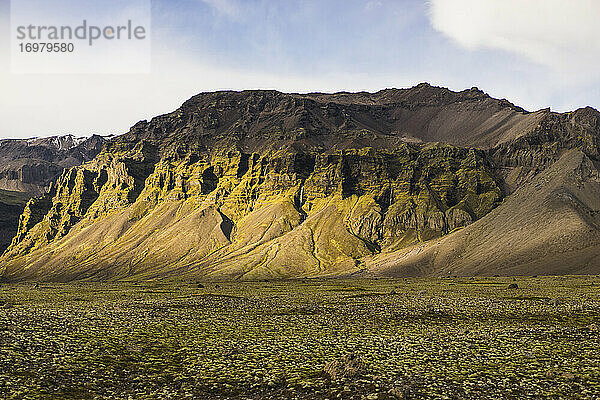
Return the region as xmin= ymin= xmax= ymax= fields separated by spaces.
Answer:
xmin=113 ymin=85 xmax=547 ymax=160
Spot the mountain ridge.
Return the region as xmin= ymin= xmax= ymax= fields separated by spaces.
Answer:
xmin=117 ymin=84 xmax=545 ymax=154
xmin=0 ymin=134 xmax=106 ymax=194
xmin=1 ymin=84 xmax=599 ymax=281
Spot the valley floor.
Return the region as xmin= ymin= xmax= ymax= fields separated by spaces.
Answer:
xmin=1 ymin=277 xmax=599 ymax=399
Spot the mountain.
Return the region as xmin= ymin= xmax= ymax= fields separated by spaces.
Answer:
xmin=0 ymin=135 xmax=106 ymax=253
xmin=0 ymin=134 xmax=106 ymax=195
xmin=1 ymin=84 xmax=599 ymax=281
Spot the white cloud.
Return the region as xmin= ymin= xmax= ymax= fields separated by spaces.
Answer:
xmin=3 ymin=0 xmax=600 ymax=139
xmin=0 ymin=0 xmax=425 ymax=139
xmin=429 ymin=0 xmax=600 ymax=76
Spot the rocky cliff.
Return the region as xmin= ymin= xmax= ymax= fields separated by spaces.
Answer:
xmin=1 ymin=85 xmax=599 ymax=281
xmin=0 ymin=189 xmax=31 ymax=253
xmin=0 ymin=134 xmax=106 ymax=195
xmin=0 ymin=135 xmax=106 ymax=254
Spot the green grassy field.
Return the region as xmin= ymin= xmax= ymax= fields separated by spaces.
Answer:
xmin=1 ymin=277 xmax=599 ymax=399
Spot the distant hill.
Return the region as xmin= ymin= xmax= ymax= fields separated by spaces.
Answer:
xmin=0 ymin=135 xmax=106 ymax=253
xmin=0 ymin=134 xmax=105 ymax=194
xmin=1 ymin=84 xmax=599 ymax=281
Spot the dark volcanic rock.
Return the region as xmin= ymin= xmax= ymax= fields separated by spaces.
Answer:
xmin=0 ymin=190 xmax=30 ymax=253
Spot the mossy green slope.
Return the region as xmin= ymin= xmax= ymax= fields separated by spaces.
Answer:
xmin=0 ymin=143 xmax=500 ymax=281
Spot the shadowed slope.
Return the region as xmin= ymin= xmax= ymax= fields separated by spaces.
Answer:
xmin=369 ymin=150 xmax=600 ymax=276
xmin=0 ymin=190 xmax=30 ymax=253
xmin=0 ymin=135 xmax=106 ymax=253
xmin=0 ymin=135 xmax=105 ymax=195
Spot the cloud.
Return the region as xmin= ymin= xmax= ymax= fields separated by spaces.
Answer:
xmin=0 ymin=0 xmax=426 ymax=138
xmin=3 ymin=0 xmax=600 ymax=139
xmin=428 ymin=0 xmax=600 ymax=76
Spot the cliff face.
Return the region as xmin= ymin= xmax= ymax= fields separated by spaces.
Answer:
xmin=2 ymin=142 xmax=500 ymax=280
xmin=0 ymin=135 xmax=106 ymax=254
xmin=2 ymin=85 xmax=600 ymax=281
xmin=0 ymin=190 xmax=31 ymax=253
xmin=107 ymin=85 xmax=544 ymax=157
xmin=369 ymin=149 xmax=600 ymax=277
xmin=0 ymin=135 xmax=106 ymax=195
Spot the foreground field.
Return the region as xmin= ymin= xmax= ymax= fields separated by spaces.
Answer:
xmin=0 ymin=277 xmax=599 ymax=399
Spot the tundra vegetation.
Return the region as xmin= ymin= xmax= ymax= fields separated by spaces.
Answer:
xmin=1 ymin=276 xmax=599 ymax=399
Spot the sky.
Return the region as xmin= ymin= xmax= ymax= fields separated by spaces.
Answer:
xmin=1 ymin=0 xmax=599 ymax=139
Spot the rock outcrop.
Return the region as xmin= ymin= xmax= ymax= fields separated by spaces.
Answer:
xmin=0 ymin=135 xmax=106 ymax=253
xmin=369 ymin=149 xmax=600 ymax=277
